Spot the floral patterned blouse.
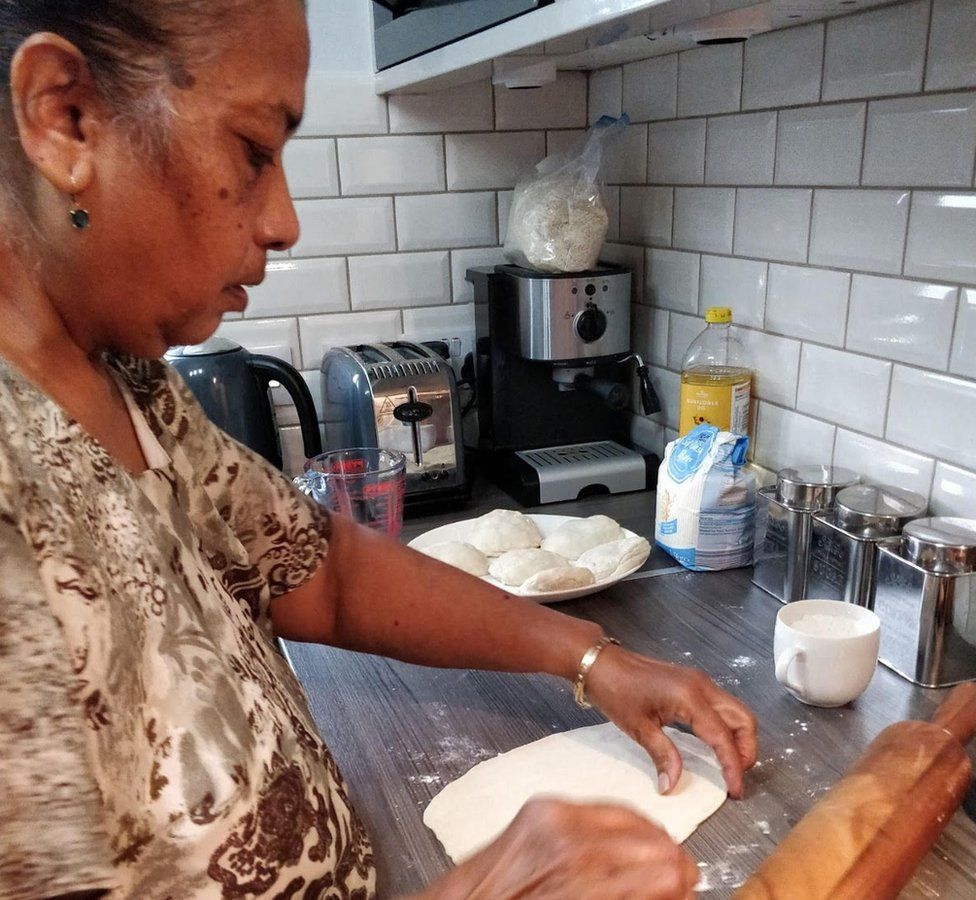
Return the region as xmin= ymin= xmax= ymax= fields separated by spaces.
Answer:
xmin=0 ymin=353 xmax=376 ymax=899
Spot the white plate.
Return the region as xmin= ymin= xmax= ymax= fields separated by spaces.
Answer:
xmin=408 ymin=514 xmax=649 ymax=603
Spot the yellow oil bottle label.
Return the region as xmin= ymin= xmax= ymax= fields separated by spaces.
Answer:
xmin=679 ymin=378 xmax=751 ymax=436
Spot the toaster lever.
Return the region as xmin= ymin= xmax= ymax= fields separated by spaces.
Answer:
xmin=395 ymin=388 xmax=432 ymax=466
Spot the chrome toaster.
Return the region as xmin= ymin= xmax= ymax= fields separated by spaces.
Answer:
xmin=319 ymin=341 xmax=468 ymax=508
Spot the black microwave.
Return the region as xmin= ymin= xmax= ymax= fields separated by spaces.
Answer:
xmin=372 ymin=0 xmax=553 ymax=71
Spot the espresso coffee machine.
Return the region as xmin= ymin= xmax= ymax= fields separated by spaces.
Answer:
xmin=467 ymin=263 xmax=660 ymax=506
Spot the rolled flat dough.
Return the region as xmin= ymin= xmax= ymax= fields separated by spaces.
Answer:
xmin=423 ymin=722 xmax=727 ymax=863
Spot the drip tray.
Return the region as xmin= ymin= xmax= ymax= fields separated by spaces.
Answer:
xmin=514 ymin=440 xmax=648 ymax=504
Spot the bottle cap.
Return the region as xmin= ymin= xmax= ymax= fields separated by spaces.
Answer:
xmin=705 ymin=307 xmax=732 ymax=324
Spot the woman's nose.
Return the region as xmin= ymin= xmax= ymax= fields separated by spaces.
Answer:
xmin=258 ymin=164 xmax=300 ymax=252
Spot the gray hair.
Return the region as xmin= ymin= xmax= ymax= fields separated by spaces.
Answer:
xmin=0 ymin=1 xmax=295 ymax=228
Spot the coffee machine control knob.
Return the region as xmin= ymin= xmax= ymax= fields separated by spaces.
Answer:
xmin=574 ymin=305 xmax=608 ymax=343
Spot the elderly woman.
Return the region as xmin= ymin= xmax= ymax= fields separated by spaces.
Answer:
xmin=0 ymin=1 xmax=757 ymax=898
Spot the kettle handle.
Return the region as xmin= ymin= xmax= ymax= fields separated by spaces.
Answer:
xmin=248 ymin=355 xmax=323 ymax=462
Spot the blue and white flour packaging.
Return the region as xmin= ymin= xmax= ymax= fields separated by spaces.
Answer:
xmin=655 ymin=424 xmax=757 ymax=571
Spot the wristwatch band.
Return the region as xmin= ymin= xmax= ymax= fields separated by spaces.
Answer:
xmin=573 ymin=636 xmax=620 ymax=709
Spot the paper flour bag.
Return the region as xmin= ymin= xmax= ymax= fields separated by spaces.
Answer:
xmin=655 ymin=424 xmax=756 ymax=571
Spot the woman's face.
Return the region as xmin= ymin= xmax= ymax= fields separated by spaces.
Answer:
xmin=61 ymin=0 xmax=309 ymax=357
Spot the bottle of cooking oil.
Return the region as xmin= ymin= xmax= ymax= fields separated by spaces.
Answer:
xmin=679 ymin=307 xmax=752 ymax=439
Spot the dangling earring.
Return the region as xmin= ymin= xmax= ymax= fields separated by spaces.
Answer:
xmin=68 ymin=175 xmax=90 ymax=230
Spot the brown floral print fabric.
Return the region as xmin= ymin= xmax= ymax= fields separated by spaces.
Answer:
xmin=0 ymin=354 xmax=375 ymax=899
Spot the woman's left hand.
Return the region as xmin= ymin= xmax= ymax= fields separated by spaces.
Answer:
xmin=583 ymin=645 xmax=758 ymax=798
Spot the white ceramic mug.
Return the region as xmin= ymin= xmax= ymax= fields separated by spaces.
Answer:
xmin=774 ymin=599 xmax=881 ymax=707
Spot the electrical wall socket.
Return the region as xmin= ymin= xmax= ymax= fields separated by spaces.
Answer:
xmin=400 ymin=330 xmax=475 ymax=377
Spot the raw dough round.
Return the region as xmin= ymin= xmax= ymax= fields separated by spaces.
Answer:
xmin=577 ymin=536 xmax=651 ymax=581
xmin=521 ymin=565 xmax=596 ymax=594
xmin=488 ymin=549 xmax=569 ymax=587
xmin=423 ymin=722 xmax=727 ymax=863
xmin=420 ymin=541 xmax=489 ymax=577
xmin=540 ymin=514 xmax=624 ymax=560
xmin=468 ymin=509 xmax=542 ymax=556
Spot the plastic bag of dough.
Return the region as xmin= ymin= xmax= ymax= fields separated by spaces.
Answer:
xmin=503 ymin=114 xmax=628 ymax=274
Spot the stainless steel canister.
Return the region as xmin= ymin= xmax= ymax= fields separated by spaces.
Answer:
xmin=807 ymin=484 xmax=927 ymax=607
xmin=752 ymin=465 xmax=859 ymax=603
xmin=873 ymin=518 xmax=976 ymax=687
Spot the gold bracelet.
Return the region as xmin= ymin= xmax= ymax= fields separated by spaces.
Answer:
xmin=573 ymin=636 xmax=620 ymax=709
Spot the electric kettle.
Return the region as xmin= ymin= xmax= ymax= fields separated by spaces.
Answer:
xmin=166 ymin=336 xmax=322 ymax=470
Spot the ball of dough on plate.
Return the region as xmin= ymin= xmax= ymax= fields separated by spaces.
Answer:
xmin=540 ymin=515 xmax=624 ymax=560
xmin=467 ymin=509 xmax=542 ymax=556
xmin=577 ymin=536 xmax=651 ymax=581
xmin=420 ymin=541 xmax=489 ymax=577
xmin=489 ymin=548 xmax=569 ymax=587
xmin=521 ymin=565 xmax=596 ymax=594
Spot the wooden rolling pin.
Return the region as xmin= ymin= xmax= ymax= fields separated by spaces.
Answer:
xmin=735 ymin=683 xmax=976 ymax=900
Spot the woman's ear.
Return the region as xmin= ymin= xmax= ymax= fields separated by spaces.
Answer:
xmin=9 ymin=33 xmax=103 ymax=194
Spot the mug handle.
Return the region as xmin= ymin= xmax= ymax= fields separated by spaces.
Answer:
xmin=775 ymin=646 xmax=805 ymax=694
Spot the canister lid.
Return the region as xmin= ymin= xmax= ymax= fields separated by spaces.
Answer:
xmin=902 ymin=517 xmax=976 ymax=574
xmin=835 ymin=484 xmax=928 ymax=537
xmin=776 ymin=465 xmax=860 ymax=510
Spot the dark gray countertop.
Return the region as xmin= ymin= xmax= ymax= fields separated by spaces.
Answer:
xmin=283 ymin=485 xmax=976 ymax=898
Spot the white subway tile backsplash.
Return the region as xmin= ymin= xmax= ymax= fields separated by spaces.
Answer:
xmin=298 ymin=311 xmax=401 ymax=369
xmin=742 ymin=23 xmax=824 ymax=111
xmin=246 ymin=259 xmax=349 ymax=318
xmin=809 ymin=189 xmax=910 ymax=274
xmin=603 ymin=123 xmax=649 ymax=184
xmin=619 ymin=186 xmax=673 ymax=246
xmin=396 ymin=193 xmax=497 ymax=251
xmin=822 ymin=1 xmax=929 ymax=101
xmin=775 ymin=104 xmax=865 ymax=187
xmin=925 ymin=0 xmax=976 ymax=91
xmin=497 ymin=191 xmax=514 ymax=244
xmin=649 ymin=365 xmax=681 ymax=430
xmin=299 ymin=72 xmax=387 ymax=137
xmin=450 ymin=247 xmax=509 ymax=305
xmin=446 ymin=132 xmax=545 ymax=190
xmin=705 ymin=112 xmax=777 ymax=186
xmin=863 ymin=93 xmax=976 ymax=188
xmin=887 ymin=367 xmax=976 ymax=470
xmin=601 ymin=243 xmax=645 ymax=305
xmin=349 ymin=251 xmax=450 ymax=310
xmin=389 ymin=80 xmax=493 ymax=134
xmin=645 ymin=248 xmax=700 ymax=313
xmin=754 ymin=402 xmax=836 ymax=472
xmin=734 ymin=189 xmax=812 ymax=263
xmin=630 ymin=415 xmax=666 ymax=458
xmin=631 ymin=302 xmax=656 ymax=363
xmin=673 ymin=187 xmax=735 ymax=254
xmin=950 ymin=289 xmax=976 ymax=379
xmin=495 ymin=73 xmax=587 ymax=130
xmin=904 ymin=191 xmax=976 ymax=284
xmin=677 ymin=44 xmax=743 ymax=117
xmin=700 ymin=256 xmax=767 ymax=328
xmin=667 ymin=313 xmax=704 ymax=370
xmin=293 ymin=197 xmax=396 ymax=257
xmin=652 ymin=308 xmax=670 ymax=367
xmin=401 ymin=304 xmax=475 ymax=344
xmin=273 ymin=369 xmax=323 ymax=427
xmin=622 ymin=55 xmax=678 ymax=122
xmin=930 ymin=462 xmax=976 ymax=517
xmin=765 ymin=264 xmax=850 ymax=346
xmin=648 ymin=118 xmax=706 ymax=185
xmin=589 ymin=67 xmax=624 ymax=122
xmin=337 ymin=136 xmax=445 ymax=195
xmin=217 ymin=317 xmax=299 ymax=365
xmin=605 ymin=185 xmax=621 ymax=241
xmin=737 ymin=328 xmax=802 ymax=407
xmin=847 ymin=275 xmax=957 ymax=370
xmin=833 ymin=429 xmax=935 ymax=498
xmin=283 ymin=139 xmax=339 ymax=199
xmin=797 ymin=344 xmax=892 ymax=435
xmin=545 ymin=129 xmax=585 ymax=158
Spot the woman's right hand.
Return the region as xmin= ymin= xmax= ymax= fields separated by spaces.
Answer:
xmin=411 ymin=797 xmax=699 ymax=900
